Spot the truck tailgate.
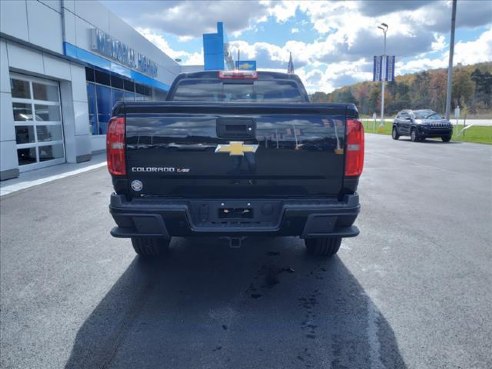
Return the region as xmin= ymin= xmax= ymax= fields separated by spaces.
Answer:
xmin=123 ymin=103 xmax=351 ymax=198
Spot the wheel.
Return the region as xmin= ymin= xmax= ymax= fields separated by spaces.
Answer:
xmin=441 ymin=135 xmax=452 ymax=142
xmin=305 ymin=237 xmax=342 ymax=257
xmin=410 ymin=128 xmax=419 ymax=142
xmin=391 ymin=126 xmax=400 ymax=140
xmin=131 ymin=237 xmax=170 ymax=257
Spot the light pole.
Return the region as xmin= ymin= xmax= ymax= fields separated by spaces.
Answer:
xmin=445 ymin=0 xmax=457 ymax=120
xmin=377 ymin=23 xmax=388 ymax=127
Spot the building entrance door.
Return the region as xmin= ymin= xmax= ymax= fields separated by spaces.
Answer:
xmin=10 ymin=74 xmax=65 ymax=171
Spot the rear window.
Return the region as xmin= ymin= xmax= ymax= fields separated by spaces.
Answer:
xmin=171 ymin=79 xmax=305 ymax=102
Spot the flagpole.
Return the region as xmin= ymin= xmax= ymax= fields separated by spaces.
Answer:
xmin=288 ymin=51 xmax=294 ymax=74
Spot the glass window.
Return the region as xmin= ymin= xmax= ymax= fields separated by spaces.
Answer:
xmin=124 ymin=80 xmax=135 ymax=92
xmin=172 ymin=80 xmax=221 ymax=101
xmin=95 ymin=69 xmax=110 ymax=85
xmin=172 ymin=79 xmax=303 ymax=102
xmin=36 ymin=125 xmax=63 ymax=142
xmin=11 ymin=73 xmax=64 ymax=168
xmin=39 ymin=144 xmax=64 ymax=162
xmin=414 ymin=110 xmax=440 ymax=119
xmin=111 ymin=75 xmax=124 ymax=89
xmin=15 ymin=126 xmax=35 ymax=144
xmin=34 ymin=105 xmax=61 ymax=121
xmin=96 ymin=85 xmax=112 ymax=117
xmin=17 ymin=147 xmax=37 ymax=165
xmin=85 ymin=68 xmax=95 ymax=82
xmin=112 ymin=89 xmax=124 ymax=107
xmin=97 ymin=115 xmax=110 ymax=134
xmin=13 ymin=103 xmax=33 ymax=121
xmin=86 ymin=83 xmax=98 ymax=134
xmin=136 ymin=84 xmax=151 ymax=96
xmin=11 ymin=79 xmax=31 ymax=99
xmin=426 ymin=113 xmax=443 ymax=120
xmin=124 ymin=91 xmax=135 ymax=101
xmin=96 ymin=85 xmax=112 ymax=135
xmin=32 ymin=83 xmax=59 ymax=102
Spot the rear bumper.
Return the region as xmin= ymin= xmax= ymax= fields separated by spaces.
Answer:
xmin=109 ymin=193 xmax=360 ymax=239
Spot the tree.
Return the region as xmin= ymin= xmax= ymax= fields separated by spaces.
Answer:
xmin=471 ymin=69 xmax=492 ymax=109
xmin=411 ymin=71 xmax=431 ymax=109
xmin=452 ymin=67 xmax=475 ymax=109
xmin=310 ymin=91 xmax=329 ymax=102
xmin=314 ymin=61 xmax=492 ymax=117
xmin=429 ymin=70 xmax=447 ymax=114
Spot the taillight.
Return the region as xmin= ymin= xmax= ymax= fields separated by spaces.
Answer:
xmin=345 ymin=119 xmax=364 ymax=177
xmin=106 ymin=116 xmax=126 ymax=176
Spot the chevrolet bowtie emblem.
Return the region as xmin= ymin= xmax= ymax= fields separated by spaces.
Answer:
xmin=215 ymin=141 xmax=259 ymax=156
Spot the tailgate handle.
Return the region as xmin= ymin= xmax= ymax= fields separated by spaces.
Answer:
xmin=216 ymin=118 xmax=256 ymax=140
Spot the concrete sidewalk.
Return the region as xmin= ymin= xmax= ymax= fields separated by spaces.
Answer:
xmin=0 ymin=152 xmax=107 ymax=197
xmin=451 ymin=118 xmax=492 ymax=126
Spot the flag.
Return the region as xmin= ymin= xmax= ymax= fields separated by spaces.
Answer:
xmin=373 ymin=56 xmax=383 ymax=81
xmin=385 ymin=56 xmax=395 ymax=82
xmin=287 ymin=52 xmax=294 ymax=74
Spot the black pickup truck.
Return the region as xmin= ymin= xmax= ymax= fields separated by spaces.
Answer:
xmin=107 ymin=71 xmax=364 ymax=258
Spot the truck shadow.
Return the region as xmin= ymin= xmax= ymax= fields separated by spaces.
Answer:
xmin=64 ymin=237 xmax=407 ymax=369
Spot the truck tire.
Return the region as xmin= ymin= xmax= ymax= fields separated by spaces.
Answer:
xmin=131 ymin=237 xmax=170 ymax=257
xmin=392 ymin=126 xmax=400 ymax=140
xmin=441 ymin=135 xmax=452 ymax=142
xmin=305 ymin=237 xmax=342 ymax=257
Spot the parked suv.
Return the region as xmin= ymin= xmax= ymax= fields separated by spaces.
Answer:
xmin=392 ymin=109 xmax=453 ymax=142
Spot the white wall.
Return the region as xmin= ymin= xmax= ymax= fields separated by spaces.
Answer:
xmin=0 ymin=0 xmax=63 ymax=54
xmin=1 ymin=40 xmax=92 ymax=171
xmin=0 ymin=39 xmax=18 ymax=180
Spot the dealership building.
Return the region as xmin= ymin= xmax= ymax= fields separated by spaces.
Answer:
xmin=0 ymin=1 xmax=234 ymax=181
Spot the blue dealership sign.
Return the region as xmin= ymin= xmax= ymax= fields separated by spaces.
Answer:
xmin=235 ymin=61 xmax=256 ymax=71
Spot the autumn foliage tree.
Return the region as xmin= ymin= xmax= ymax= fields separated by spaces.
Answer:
xmin=311 ymin=62 xmax=492 ymax=117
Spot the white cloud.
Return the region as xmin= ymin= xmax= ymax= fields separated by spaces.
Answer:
xmin=104 ymin=0 xmax=492 ymax=93
xmin=262 ymin=0 xmax=300 ymax=23
xmin=136 ymin=28 xmax=204 ymax=65
xmin=397 ymin=26 xmax=492 ymax=75
xmin=431 ymin=34 xmax=447 ymax=52
xmin=397 ymin=58 xmax=447 ymax=75
xmin=178 ymin=35 xmax=194 ymax=42
xmin=454 ymin=27 xmax=492 ymax=65
xmin=228 ymin=38 xmax=373 ymax=93
xmin=106 ymin=1 xmax=269 ymax=37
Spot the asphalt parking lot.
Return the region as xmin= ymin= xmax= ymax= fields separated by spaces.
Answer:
xmin=1 ymin=134 xmax=491 ymax=369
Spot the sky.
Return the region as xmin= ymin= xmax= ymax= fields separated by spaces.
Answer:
xmin=101 ymin=0 xmax=492 ymax=93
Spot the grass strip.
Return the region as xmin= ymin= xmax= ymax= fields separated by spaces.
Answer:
xmin=361 ymin=120 xmax=492 ymax=145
